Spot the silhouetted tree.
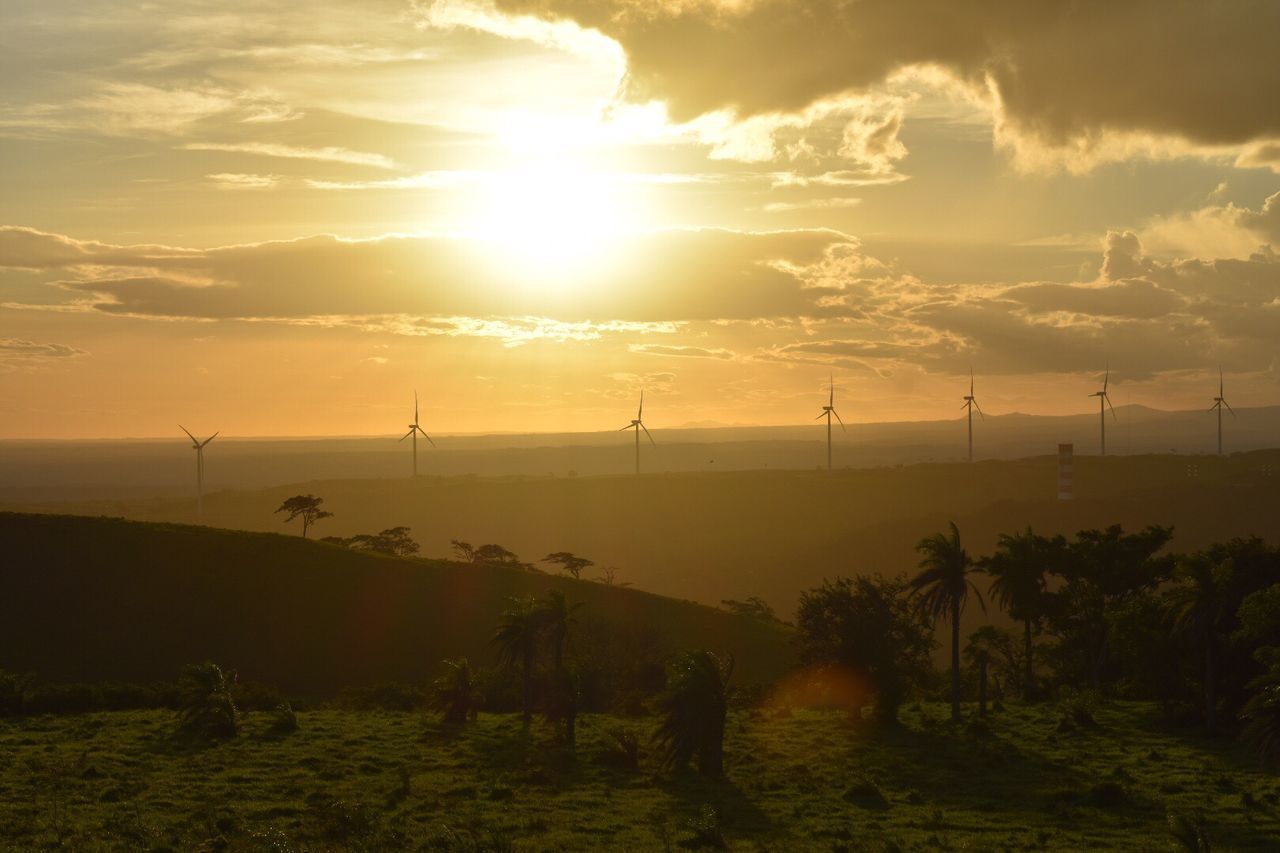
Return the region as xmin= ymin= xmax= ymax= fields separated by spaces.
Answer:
xmin=351 ymin=526 xmax=419 ymax=557
xmin=1241 ymin=645 xmax=1280 ymax=767
xmin=981 ymin=527 xmax=1061 ymax=700
xmin=450 ymin=539 xmax=477 ymax=563
xmin=476 ymin=543 xmax=520 ymax=565
xmin=493 ymin=596 xmax=541 ymax=729
xmin=1045 ymin=525 xmax=1174 ymax=692
xmin=430 ymin=658 xmax=482 ymax=723
xmin=177 ymin=662 xmax=238 ymax=738
xmin=537 ymin=589 xmax=582 ymax=673
xmin=1165 ymin=554 xmax=1236 ymax=731
xmin=965 ymin=625 xmax=1022 ymax=701
xmin=595 ymin=566 xmax=630 ymax=586
xmin=655 ymin=650 xmax=733 ymax=776
xmin=274 ymin=494 xmax=332 ymax=538
xmin=912 ymin=522 xmax=985 ymax=720
xmin=795 ymin=575 xmax=933 ymax=723
xmin=542 ymin=551 xmax=594 ymax=579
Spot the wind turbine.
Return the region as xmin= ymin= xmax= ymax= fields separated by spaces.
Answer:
xmin=179 ymin=425 xmax=218 ymax=518
xmin=1089 ymin=364 xmax=1116 ymax=456
xmin=815 ymin=374 xmax=846 ymax=472
xmin=399 ymin=391 xmax=435 ymax=477
xmin=619 ymin=391 xmax=654 ymax=474
xmin=1209 ymin=367 xmax=1235 ymax=456
xmin=961 ymin=368 xmax=984 ymax=463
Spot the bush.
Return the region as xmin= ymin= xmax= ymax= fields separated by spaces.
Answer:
xmin=177 ymin=662 xmax=238 ymax=739
xmin=267 ymin=702 xmax=298 ymax=735
xmin=842 ymin=778 xmax=890 ymax=809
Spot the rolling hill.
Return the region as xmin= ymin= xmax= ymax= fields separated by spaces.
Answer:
xmin=0 ymin=513 xmax=795 ymax=694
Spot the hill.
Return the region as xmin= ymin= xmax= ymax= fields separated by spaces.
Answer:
xmin=3 ymin=404 xmax=1277 ymax=502
xmin=0 ymin=513 xmax=794 ymax=694
xmin=6 ymin=451 xmax=1278 ymax=626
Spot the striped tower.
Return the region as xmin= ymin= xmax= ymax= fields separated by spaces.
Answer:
xmin=1057 ymin=443 xmax=1074 ymax=501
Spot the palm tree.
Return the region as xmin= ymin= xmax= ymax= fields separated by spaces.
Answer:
xmin=537 ymin=590 xmax=582 ymax=674
xmin=430 ymin=657 xmax=482 ymax=724
xmin=912 ymin=522 xmax=985 ymax=721
xmin=177 ymin=661 xmax=238 ymax=738
xmin=981 ymin=527 xmax=1053 ymax=700
xmin=1165 ymin=555 xmax=1235 ymax=731
xmin=655 ymin=650 xmax=733 ymax=776
xmin=492 ymin=596 xmax=541 ymax=729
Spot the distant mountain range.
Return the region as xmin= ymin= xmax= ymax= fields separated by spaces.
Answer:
xmin=1 ymin=404 xmax=1276 ymax=501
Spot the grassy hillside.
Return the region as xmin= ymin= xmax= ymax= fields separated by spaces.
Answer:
xmin=0 ymin=513 xmax=794 ymax=694
xmin=3 ymin=704 xmax=1277 ymax=850
xmin=8 ymin=451 xmax=1277 ymax=622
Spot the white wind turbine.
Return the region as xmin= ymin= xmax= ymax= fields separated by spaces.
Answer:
xmin=961 ymin=368 xmax=984 ymax=463
xmin=399 ymin=391 xmax=435 ymax=477
xmin=179 ymin=425 xmax=218 ymax=518
xmin=1089 ymin=364 xmax=1117 ymax=456
xmin=619 ymin=391 xmax=655 ymax=475
xmin=1209 ymin=367 xmax=1235 ymax=456
xmin=815 ymin=374 xmax=846 ymax=472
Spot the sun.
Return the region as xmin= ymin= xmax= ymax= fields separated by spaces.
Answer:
xmin=468 ymin=164 xmax=627 ymax=280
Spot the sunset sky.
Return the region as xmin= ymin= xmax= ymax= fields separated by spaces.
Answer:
xmin=3 ymin=0 xmax=1279 ymax=438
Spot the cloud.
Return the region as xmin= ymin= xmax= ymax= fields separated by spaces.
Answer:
xmin=1138 ymin=191 xmax=1280 ymax=259
xmin=0 ymin=338 xmax=88 ymax=368
xmin=476 ymin=0 xmax=1280 ymax=169
xmin=207 ymin=173 xmax=282 ymax=189
xmin=2 ymin=225 xmax=862 ymax=324
xmin=184 ymin=142 xmax=398 ymax=169
xmin=628 ymin=343 xmax=734 ymax=359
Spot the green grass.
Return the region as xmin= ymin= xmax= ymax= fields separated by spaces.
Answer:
xmin=3 ymin=702 xmax=1278 ymax=850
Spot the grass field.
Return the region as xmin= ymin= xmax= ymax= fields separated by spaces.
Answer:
xmin=3 ymin=702 xmax=1278 ymax=851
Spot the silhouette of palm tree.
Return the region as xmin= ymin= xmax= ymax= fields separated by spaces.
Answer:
xmin=537 ymin=590 xmax=583 ymax=674
xmin=912 ymin=522 xmax=985 ymax=721
xmin=981 ymin=527 xmax=1055 ymax=700
xmin=493 ymin=596 xmax=541 ymax=729
xmin=1165 ymin=555 xmax=1235 ymax=731
xmin=430 ymin=657 xmax=482 ymax=724
xmin=655 ymin=650 xmax=733 ymax=776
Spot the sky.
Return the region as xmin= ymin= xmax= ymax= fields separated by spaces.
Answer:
xmin=2 ymin=0 xmax=1278 ymax=439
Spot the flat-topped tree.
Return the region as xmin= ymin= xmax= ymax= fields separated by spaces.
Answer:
xmin=542 ymin=551 xmax=594 ymax=579
xmin=274 ymin=494 xmax=332 ymax=538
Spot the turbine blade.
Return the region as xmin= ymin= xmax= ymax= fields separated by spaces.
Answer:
xmin=961 ymin=401 xmax=970 ymax=410
xmin=829 ymin=374 xmax=834 ymax=407
xmin=1105 ymin=394 xmax=1117 ymax=418
xmin=1219 ymin=367 xmax=1224 ymax=397
xmin=1209 ymin=402 xmax=1220 ymax=413
xmin=640 ymin=422 xmax=656 ymax=446
xmin=1103 ymin=365 xmax=1110 ymax=392
xmin=201 ymin=431 xmax=218 ymax=447
xmin=179 ymin=425 xmax=198 ymax=444
xmin=414 ymin=390 xmax=419 ymax=423
xmin=974 ymin=400 xmax=984 ymax=420
xmin=638 ymin=389 xmax=644 ymax=420
xmin=399 ymin=430 xmax=414 ymax=441
xmin=1224 ymin=399 xmax=1236 ymax=416
xmin=832 ymin=409 xmax=846 ymax=431
xmin=619 ymin=423 xmax=634 ymax=431
xmin=815 ymin=411 xmax=827 ymax=420
xmin=418 ymin=427 xmax=436 ymax=447
xmin=969 ymin=368 xmax=974 ymax=396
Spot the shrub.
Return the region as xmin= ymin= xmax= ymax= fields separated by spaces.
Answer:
xmin=267 ymin=702 xmax=298 ymax=735
xmin=176 ymin=662 xmax=238 ymax=739
xmin=842 ymin=778 xmax=890 ymax=810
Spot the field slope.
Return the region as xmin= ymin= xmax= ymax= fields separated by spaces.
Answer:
xmin=0 ymin=513 xmax=794 ymax=693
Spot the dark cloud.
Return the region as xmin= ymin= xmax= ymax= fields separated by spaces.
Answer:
xmin=491 ymin=0 xmax=1280 ymax=157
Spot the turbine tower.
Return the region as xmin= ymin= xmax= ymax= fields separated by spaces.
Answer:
xmin=815 ymin=375 xmax=846 ymax=472
xmin=1209 ymin=367 xmax=1235 ymax=456
xmin=961 ymin=369 xmax=984 ymax=463
xmin=179 ymin=425 xmax=218 ymax=518
xmin=619 ymin=391 xmax=654 ymax=474
xmin=1089 ymin=365 xmax=1116 ymax=456
xmin=399 ymin=391 xmax=435 ymax=477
